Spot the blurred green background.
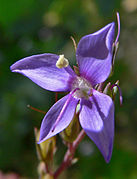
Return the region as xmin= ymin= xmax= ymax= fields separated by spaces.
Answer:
xmin=0 ymin=0 xmax=137 ymax=178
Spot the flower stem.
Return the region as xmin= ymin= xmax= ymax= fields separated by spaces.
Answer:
xmin=54 ymin=130 xmax=85 ymax=179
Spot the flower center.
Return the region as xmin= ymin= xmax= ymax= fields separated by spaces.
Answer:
xmin=72 ymin=77 xmax=92 ymax=99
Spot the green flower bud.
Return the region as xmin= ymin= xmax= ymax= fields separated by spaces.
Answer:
xmin=113 ymin=80 xmax=119 ymax=95
xmin=60 ymin=112 xmax=80 ymax=143
xmin=112 ymin=80 xmax=120 ymax=102
xmin=34 ymin=128 xmax=56 ymax=163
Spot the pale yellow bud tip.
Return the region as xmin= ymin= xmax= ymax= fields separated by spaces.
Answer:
xmin=56 ymin=54 xmax=69 ymax=69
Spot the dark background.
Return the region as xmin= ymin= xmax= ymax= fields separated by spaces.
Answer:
xmin=0 ymin=0 xmax=137 ymax=178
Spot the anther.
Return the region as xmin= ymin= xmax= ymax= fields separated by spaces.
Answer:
xmin=56 ymin=54 xmax=69 ymax=69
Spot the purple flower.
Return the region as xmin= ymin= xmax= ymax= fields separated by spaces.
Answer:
xmin=10 ymin=21 xmax=118 ymax=163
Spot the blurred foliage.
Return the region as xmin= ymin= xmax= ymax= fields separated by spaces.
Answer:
xmin=0 ymin=0 xmax=137 ymax=178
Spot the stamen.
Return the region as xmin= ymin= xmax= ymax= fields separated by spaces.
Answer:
xmin=27 ymin=104 xmax=46 ymax=114
xmin=56 ymin=55 xmax=69 ymax=69
xmin=111 ymin=83 xmax=123 ymax=106
xmin=52 ymin=88 xmax=80 ymax=132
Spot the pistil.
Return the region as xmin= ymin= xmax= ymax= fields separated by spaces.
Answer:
xmin=72 ymin=77 xmax=92 ymax=99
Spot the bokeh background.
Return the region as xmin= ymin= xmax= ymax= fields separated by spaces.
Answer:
xmin=0 ymin=0 xmax=137 ymax=178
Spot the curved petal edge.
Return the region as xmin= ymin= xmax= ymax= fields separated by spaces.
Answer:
xmin=10 ymin=53 xmax=76 ymax=92
xmin=76 ymin=23 xmax=115 ymax=86
xmin=79 ymin=90 xmax=114 ymax=162
xmin=38 ymin=94 xmax=79 ymax=143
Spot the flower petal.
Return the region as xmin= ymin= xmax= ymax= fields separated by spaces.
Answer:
xmin=79 ymin=90 xmax=114 ymax=162
xmin=10 ymin=53 xmax=76 ymax=92
xmin=38 ymin=94 xmax=79 ymax=143
xmin=76 ymin=23 xmax=115 ymax=86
